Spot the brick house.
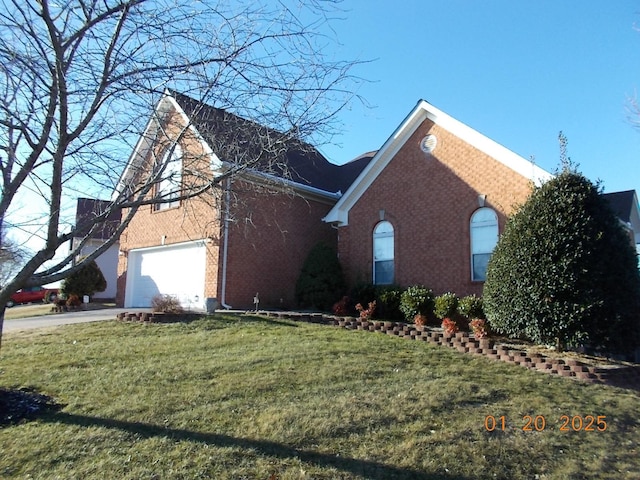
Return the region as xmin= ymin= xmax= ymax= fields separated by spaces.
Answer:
xmin=603 ymin=190 xmax=640 ymax=260
xmin=114 ymin=92 xmax=635 ymax=311
xmin=115 ymin=91 xmax=368 ymax=310
xmin=72 ymin=198 xmax=121 ymax=300
xmin=323 ymin=100 xmax=553 ymax=297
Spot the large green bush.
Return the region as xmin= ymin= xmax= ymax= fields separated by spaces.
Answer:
xmin=61 ymin=259 xmax=107 ymax=299
xmin=295 ymin=243 xmax=345 ymax=311
xmin=399 ymin=285 xmax=434 ymax=322
xmin=484 ymin=170 xmax=640 ymax=353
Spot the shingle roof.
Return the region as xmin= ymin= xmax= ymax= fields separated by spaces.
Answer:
xmin=74 ymin=198 xmax=120 ymax=240
xmin=603 ymin=190 xmax=637 ymax=224
xmin=170 ymin=91 xmax=370 ymax=195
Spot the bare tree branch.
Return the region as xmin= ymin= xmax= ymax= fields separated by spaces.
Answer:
xmin=0 ymin=0 xmax=365 ymax=351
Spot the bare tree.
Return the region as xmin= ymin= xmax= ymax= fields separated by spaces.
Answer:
xmin=0 ymin=235 xmax=27 ymax=288
xmin=0 ymin=0 xmax=362 ymax=351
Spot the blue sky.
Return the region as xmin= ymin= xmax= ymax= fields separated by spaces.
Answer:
xmin=317 ymin=0 xmax=640 ymax=195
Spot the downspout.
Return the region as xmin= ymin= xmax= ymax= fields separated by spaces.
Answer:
xmin=220 ymin=177 xmax=232 ymax=309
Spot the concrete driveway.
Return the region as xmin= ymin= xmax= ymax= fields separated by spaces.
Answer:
xmin=3 ymin=308 xmax=151 ymax=333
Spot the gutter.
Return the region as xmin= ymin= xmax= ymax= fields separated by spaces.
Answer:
xmin=219 ymin=178 xmax=232 ymax=309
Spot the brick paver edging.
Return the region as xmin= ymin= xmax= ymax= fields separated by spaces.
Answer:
xmin=264 ymin=312 xmax=640 ymax=391
xmin=115 ymin=310 xmax=640 ymax=391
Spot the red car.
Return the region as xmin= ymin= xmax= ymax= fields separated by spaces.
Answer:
xmin=7 ymin=286 xmax=59 ymax=308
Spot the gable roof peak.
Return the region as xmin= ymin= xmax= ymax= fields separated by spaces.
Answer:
xmin=323 ymin=99 xmax=554 ymax=226
xmin=115 ymin=90 xmax=370 ymax=202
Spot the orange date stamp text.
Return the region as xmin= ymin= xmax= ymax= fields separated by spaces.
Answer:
xmin=484 ymin=415 xmax=607 ymax=432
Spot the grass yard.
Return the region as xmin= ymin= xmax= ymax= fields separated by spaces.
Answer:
xmin=4 ymin=304 xmax=54 ymax=320
xmin=0 ymin=314 xmax=638 ymax=479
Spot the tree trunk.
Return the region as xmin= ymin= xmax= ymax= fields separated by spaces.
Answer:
xmin=0 ymin=305 xmax=5 ymax=354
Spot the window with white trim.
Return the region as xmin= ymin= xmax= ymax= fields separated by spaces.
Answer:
xmin=154 ymin=144 xmax=182 ymax=211
xmin=470 ymin=207 xmax=498 ymax=281
xmin=373 ymin=221 xmax=394 ymax=285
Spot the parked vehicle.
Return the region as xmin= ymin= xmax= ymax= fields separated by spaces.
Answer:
xmin=7 ymin=286 xmax=59 ymax=308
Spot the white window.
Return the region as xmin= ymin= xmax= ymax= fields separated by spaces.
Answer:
xmin=373 ymin=221 xmax=394 ymax=285
xmin=470 ymin=207 xmax=498 ymax=281
xmin=154 ymin=144 xmax=182 ymax=211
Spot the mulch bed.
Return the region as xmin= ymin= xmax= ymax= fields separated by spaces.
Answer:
xmin=0 ymin=387 xmax=62 ymax=427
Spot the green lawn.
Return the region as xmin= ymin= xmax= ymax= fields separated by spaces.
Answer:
xmin=0 ymin=314 xmax=638 ymax=479
xmin=4 ymin=304 xmax=53 ymax=320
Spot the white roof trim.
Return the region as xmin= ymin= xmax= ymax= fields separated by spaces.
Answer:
xmin=323 ymin=100 xmax=553 ymax=226
xmin=114 ymin=91 xmax=340 ymax=203
xmin=112 ymin=91 xmax=220 ymax=201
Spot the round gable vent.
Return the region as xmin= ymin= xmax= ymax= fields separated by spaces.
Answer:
xmin=420 ymin=134 xmax=437 ymax=154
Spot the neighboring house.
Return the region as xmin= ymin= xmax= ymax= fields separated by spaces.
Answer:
xmin=114 ymin=91 xmax=368 ymax=310
xmin=603 ymin=190 xmax=640 ymax=265
xmin=72 ymin=198 xmax=120 ymax=300
xmin=323 ymin=100 xmax=554 ymax=297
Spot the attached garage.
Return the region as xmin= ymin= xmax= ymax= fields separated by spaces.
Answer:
xmin=124 ymin=241 xmax=207 ymax=310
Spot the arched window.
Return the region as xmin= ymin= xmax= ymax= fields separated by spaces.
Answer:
xmin=373 ymin=221 xmax=394 ymax=285
xmin=470 ymin=208 xmax=498 ymax=281
xmin=154 ymin=144 xmax=182 ymax=211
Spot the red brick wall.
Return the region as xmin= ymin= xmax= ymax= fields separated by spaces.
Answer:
xmin=116 ymin=194 xmax=222 ymax=307
xmin=223 ymin=180 xmax=337 ymax=309
xmin=117 ymin=109 xmax=224 ymax=306
xmin=117 ymin=107 xmax=339 ymax=309
xmin=337 ymin=118 xmax=535 ymax=297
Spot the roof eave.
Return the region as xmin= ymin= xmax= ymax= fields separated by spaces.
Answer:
xmin=237 ymin=167 xmax=342 ymax=204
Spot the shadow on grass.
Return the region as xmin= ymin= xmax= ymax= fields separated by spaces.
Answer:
xmin=45 ymin=411 xmax=470 ymax=479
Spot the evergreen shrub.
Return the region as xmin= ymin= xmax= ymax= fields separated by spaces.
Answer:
xmin=458 ymin=295 xmax=485 ymax=320
xmin=399 ymin=285 xmax=434 ymax=322
xmin=61 ymin=259 xmax=107 ymax=299
xmin=483 ymin=170 xmax=640 ymax=353
xmin=295 ymin=243 xmax=346 ymax=311
xmin=434 ymin=292 xmax=459 ymax=320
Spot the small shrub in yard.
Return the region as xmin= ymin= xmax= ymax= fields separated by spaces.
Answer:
xmin=376 ymin=285 xmax=404 ymax=320
xmin=399 ymin=285 xmax=434 ymax=322
xmin=346 ymin=283 xmax=403 ymax=320
xmin=349 ymin=282 xmax=378 ymax=309
xmin=61 ymin=259 xmax=107 ymax=299
xmin=434 ymin=292 xmax=459 ymax=320
xmin=442 ymin=317 xmax=459 ymax=335
xmin=151 ymin=294 xmax=183 ymax=313
xmin=331 ymin=296 xmax=350 ymax=316
xmin=414 ymin=314 xmax=428 ymax=327
xmin=355 ymin=301 xmax=376 ymax=321
xmin=458 ymin=294 xmax=485 ymax=319
xmin=66 ymin=294 xmax=81 ymax=308
xmin=469 ymin=318 xmax=488 ymax=339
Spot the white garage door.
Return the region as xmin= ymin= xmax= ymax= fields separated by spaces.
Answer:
xmin=125 ymin=241 xmax=206 ymax=310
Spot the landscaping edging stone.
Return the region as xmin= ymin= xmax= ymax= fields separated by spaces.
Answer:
xmin=114 ymin=309 xmax=640 ymax=391
xmin=259 ymin=311 xmax=640 ymax=391
xmin=115 ymin=311 xmax=202 ymax=323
